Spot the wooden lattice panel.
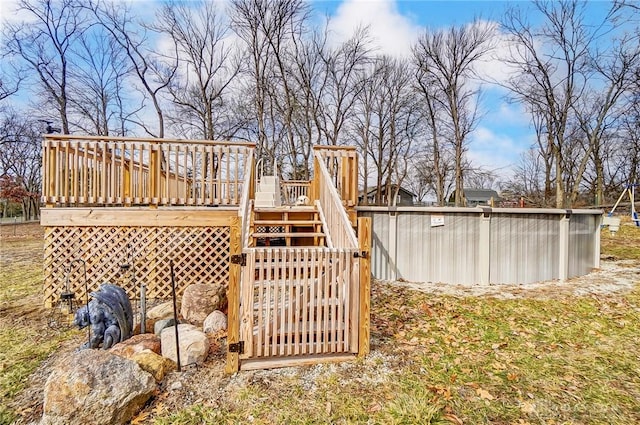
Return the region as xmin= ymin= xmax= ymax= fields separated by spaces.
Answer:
xmin=44 ymin=225 xmax=230 ymax=307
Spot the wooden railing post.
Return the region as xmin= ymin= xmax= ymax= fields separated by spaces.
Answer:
xmin=45 ymin=140 xmax=57 ymax=207
xmin=226 ymin=216 xmax=242 ymax=374
xmin=248 ymin=151 xmax=256 ymax=200
xmin=357 ymin=217 xmax=371 ymax=357
xmin=311 ymin=155 xmax=320 ymax=202
xmin=149 ymin=143 xmax=160 ymax=207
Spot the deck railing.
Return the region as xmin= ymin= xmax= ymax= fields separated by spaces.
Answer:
xmin=238 ymin=149 xmax=255 ymax=247
xmin=281 ymin=180 xmax=311 ymax=205
xmin=314 ymin=146 xmax=358 ymax=207
xmin=42 ymin=135 xmax=255 ymax=207
xmin=314 ymin=150 xmax=358 ymax=249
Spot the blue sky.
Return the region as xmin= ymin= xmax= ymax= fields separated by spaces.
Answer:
xmin=313 ymin=0 xmax=620 ymax=178
xmin=0 ymin=0 xmax=620 ymax=179
xmin=315 ymin=0 xmax=538 ymax=177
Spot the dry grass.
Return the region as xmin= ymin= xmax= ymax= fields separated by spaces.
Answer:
xmin=2 ymin=220 xmax=640 ymax=424
xmin=0 ymin=224 xmax=80 ymax=424
xmin=601 ymin=217 xmax=640 ymax=260
xmin=151 ymin=282 xmax=640 ymax=425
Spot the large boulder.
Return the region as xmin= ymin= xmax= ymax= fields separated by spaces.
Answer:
xmin=154 ymin=318 xmax=178 ymax=335
xmin=161 ymin=324 xmax=209 ymax=366
xmin=110 ymin=333 xmax=161 ymax=358
xmin=41 ymin=350 xmax=155 ymax=425
xmin=203 ymin=310 xmax=227 ymax=334
xmin=180 ymin=283 xmax=226 ymax=326
xmin=131 ymin=350 xmax=176 ymax=382
xmin=147 ymin=301 xmax=177 ymax=321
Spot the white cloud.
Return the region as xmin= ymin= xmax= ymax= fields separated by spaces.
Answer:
xmin=468 ymin=126 xmax=531 ymax=179
xmin=0 ymin=0 xmax=37 ymax=34
xmin=464 ymin=19 xmax=522 ymax=92
xmin=485 ymin=101 xmax=530 ymax=127
xmin=327 ymin=0 xmax=420 ymax=57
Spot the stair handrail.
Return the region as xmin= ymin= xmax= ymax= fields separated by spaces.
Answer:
xmin=254 ymin=157 xmax=263 ymax=191
xmin=239 ymin=148 xmax=255 ymax=248
xmin=314 ymin=151 xmax=358 ymax=249
xmin=314 ymin=200 xmax=334 ymax=248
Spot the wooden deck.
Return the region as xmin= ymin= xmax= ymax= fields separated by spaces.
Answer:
xmin=41 ymin=135 xmax=370 ymax=371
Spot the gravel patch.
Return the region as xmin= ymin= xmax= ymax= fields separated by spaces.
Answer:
xmin=389 ymin=259 xmax=640 ymax=299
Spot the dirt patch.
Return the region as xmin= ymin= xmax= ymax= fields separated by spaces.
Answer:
xmin=0 ymin=222 xmax=43 ymax=241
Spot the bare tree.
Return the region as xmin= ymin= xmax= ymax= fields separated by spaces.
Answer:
xmin=90 ymin=0 xmax=177 ymax=138
xmin=155 ymin=1 xmax=240 ymax=140
xmin=3 ymin=0 xmax=88 ymax=134
xmin=500 ymin=148 xmax=547 ymax=206
xmin=68 ymin=28 xmax=134 ymax=136
xmin=284 ymin=30 xmax=327 ymax=179
xmin=317 ymin=26 xmax=372 ymax=146
xmin=230 ymin=0 xmax=310 ymax=174
xmin=356 ymin=56 xmax=420 ymax=206
xmin=501 ymin=0 xmax=627 ymax=207
xmin=413 ymin=57 xmax=454 ymax=206
xmin=413 ymin=21 xmax=493 ymax=206
xmin=570 ymin=30 xmax=640 ymax=205
xmin=0 ymin=110 xmax=42 ymax=219
xmin=0 ymin=59 xmax=23 ymax=102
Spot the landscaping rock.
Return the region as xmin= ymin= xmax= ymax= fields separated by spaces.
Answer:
xmin=180 ymin=283 xmax=226 ymax=326
xmin=154 ymin=318 xmax=177 ymax=335
xmin=110 ymin=333 xmax=161 ymax=358
xmin=41 ymin=350 xmax=155 ymax=425
xmin=131 ymin=349 xmax=176 ymax=382
xmin=161 ymin=324 xmax=209 ymax=366
xmin=147 ymin=301 xmax=178 ymax=321
xmin=203 ymin=310 xmax=227 ymax=334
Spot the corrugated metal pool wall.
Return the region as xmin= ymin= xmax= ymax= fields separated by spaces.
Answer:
xmin=357 ymin=207 xmax=602 ymax=285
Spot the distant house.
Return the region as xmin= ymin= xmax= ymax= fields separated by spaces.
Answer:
xmin=450 ymin=188 xmax=501 ymax=207
xmin=359 ymin=184 xmax=416 ymax=206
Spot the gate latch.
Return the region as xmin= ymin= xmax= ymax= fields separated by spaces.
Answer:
xmin=228 ymin=341 xmax=244 ymax=354
xmin=353 ymin=251 xmax=368 ymax=259
xmin=230 ymin=253 xmax=246 ymax=266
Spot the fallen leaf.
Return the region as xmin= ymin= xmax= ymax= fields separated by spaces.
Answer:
xmin=367 ymin=402 xmax=382 ymax=413
xmin=520 ymin=401 xmax=536 ymax=414
xmin=130 ymin=411 xmax=150 ymax=424
xmin=476 ymin=388 xmax=494 ymax=400
xmin=443 ymin=412 xmax=463 ymax=424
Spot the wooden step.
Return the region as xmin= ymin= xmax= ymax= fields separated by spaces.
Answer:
xmin=254 ymin=206 xmax=316 ymax=213
xmin=252 ymin=232 xmax=324 ymax=238
xmin=253 ymin=220 xmax=321 ymax=226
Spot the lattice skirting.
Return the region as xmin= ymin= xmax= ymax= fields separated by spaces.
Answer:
xmin=44 ymin=225 xmax=230 ymax=307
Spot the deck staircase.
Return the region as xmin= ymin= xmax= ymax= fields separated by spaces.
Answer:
xmin=250 ymin=205 xmax=327 ymax=247
xmin=254 ymin=174 xmax=282 ymax=208
xmin=228 ymin=147 xmax=369 ymax=372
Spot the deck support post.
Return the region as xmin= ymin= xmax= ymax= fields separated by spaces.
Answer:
xmin=226 ymin=216 xmax=242 ymax=374
xmin=357 ymin=217 xmax=371 ymax=357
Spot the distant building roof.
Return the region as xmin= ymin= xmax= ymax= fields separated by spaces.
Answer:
xmin=360 ymin=184 xmax=416 ymax=197
xmin=463 ymin=188 xmax=500 ymax=202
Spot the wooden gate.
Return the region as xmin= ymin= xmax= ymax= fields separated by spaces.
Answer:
xmin=226 ymin=217 xmax=371 ymax=372
xmin=239 ymin=247 xmax=359 ymax=366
